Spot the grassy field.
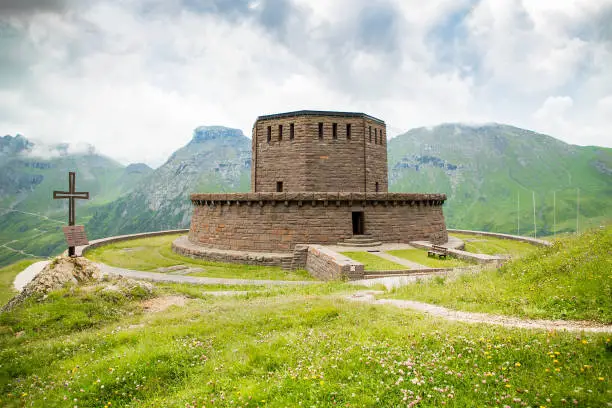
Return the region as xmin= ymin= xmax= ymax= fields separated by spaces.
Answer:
xmin=0 ymin=281 xmax=610 ymax=407
xmin=85 ymin=234 xmax=313 ymax=281
xmin=391 ymin=227 xmax=612 ymax=323
xmin=387 ymin=249 xmax=472 ymax=268
xmin=0 ymin=260 xmax=36 ymax=305
xmin=450 ymin=233 xmax=539 ymax=257
xmin=340 ymin=251 xmax=406 ymax=271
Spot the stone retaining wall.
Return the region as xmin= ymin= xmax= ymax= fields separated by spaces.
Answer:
xmin=448 ymin=229 xmax=551 ymax=247
xmin=305 ymin=245 xmax=364 ymax=280
xmin=172 ymin=236 xmax=291 ymax=267
xmin=78 ymin=229 xmax=189 ymax=257
xmin=188 ymin=192 xmax=448 ymax=252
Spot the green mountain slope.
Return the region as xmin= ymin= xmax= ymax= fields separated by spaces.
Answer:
xmin=2 ymin=123 xmax=610 ymax=267
xmin=86 ymin=126 xmax=251 ymax=238
xmin=0 ymin=135 xmax=153 ymax=266
xmin=388 ymin=124 xmax=612 ymax=235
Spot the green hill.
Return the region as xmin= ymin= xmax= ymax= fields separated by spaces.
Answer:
xmin=388 ymin=124 xmax=612 ymax=235
xmin=2 ymin=123 xmax=611 ymax=267
xmin=392 ymin=226 xmax=612 ymax=323
xmin=0 ymin=135 xmax=152 ymax=266
xmin=85 ymin=126 xmax=251 ymax=239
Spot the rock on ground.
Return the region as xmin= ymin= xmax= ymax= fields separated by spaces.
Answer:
xmin=2 ymin=256 xmax=101 ymax=313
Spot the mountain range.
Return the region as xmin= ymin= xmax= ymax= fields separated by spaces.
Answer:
xmin=0 ymin=123 xmax=610 ymax=267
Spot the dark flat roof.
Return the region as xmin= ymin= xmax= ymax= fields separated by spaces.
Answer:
xmin=256 ymin=110 xmax=385 ymax=125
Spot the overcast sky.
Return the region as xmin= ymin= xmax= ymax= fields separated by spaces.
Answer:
xmin=1 ymin=0 xmax=611 ymax=167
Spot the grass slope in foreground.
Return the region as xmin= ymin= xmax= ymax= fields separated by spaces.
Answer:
xmin=391 ymin=227 xmax=612 ymax=323
xmin=0 ymin=260 xmax=36 ymax=305
xmin=85 ymin=234 xmax=313 ymax=281
xmin=0 ymin=284 xmax=610 ymax=407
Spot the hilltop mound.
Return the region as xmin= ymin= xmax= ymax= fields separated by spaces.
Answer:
xmin=1 ymin=256 xmax=154 ymax=313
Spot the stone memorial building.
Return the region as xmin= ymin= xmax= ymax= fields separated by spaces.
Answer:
xmin=174 ymin=110 xmax=448 ymax=266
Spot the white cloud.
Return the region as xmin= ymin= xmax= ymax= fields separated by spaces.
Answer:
xmin=0 ymin=0 xmax=611 ymax=167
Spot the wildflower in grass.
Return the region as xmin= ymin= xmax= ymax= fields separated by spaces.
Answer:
xmin=515 ymin=362 xmax=521 ymax=367
xmin=598 ymin=377 xmax=605 ymax=381
xmin=581 ymin=340 xmax=588 ymax=344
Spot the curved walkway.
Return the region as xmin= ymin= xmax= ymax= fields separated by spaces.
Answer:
xmin=98 ymin=264 xmax=317 ymax=286
xmin=14 ymin=265 xmax=611 ymax=333
xmin=347 ymin=291 xmax=612 ymax=333
xmin=13 ymin=261 xmax=318 ymax=290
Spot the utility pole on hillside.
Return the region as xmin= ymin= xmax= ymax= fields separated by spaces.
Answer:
xmin=532 ymin=191 xmax=537 ymax=239
xmin=517 ymin=192 xmax=520 ymax=236
xmin=553 ymin=191 xmax=556 ymax=239
xmin=576 ymin=188 xmax=580 ymax=234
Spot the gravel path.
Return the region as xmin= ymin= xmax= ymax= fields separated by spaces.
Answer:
xmin=98 ymin=264 xmax=318 ymax=286
xmin=347 ymin=291 xmax=612 ymax=333
xmin=12 ymin=261 xmax=318 ymax=289
xmin=13 ymin=263 xmax=611 ymax=333
xmin=14 ymin=261 xmax=50 ymax=291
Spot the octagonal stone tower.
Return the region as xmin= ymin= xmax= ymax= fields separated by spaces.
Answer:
xmin=178 ymin=110 xmax=448 ymax=258
xmin=252 ymin=110 xmax=388 ymax=193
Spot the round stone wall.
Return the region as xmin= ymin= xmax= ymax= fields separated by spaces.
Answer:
xmin=186 ymin=192 xmax=447 ymax=252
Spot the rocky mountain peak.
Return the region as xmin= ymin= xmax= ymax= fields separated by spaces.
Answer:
xmin=191 ymin=126 xmax=246 ymax=143
xmin=125 ymin=163 xmax=153 ymax=174
xmin=1 ymin=134 xmax=33 ymax=156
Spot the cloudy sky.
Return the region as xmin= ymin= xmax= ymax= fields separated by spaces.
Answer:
xmin=1 ymin=0 xmax=611 ymax=167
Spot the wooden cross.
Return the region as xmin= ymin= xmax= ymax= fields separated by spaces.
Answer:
xmin=53 ymin=171 xmax=89 ymax=256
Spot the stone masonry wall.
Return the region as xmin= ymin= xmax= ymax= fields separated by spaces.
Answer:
xmin=305 ymin=245 xmax=364 ymax=280
xmin=252 ymin=113 xmax=387 ymax=193
xmin=188 ymin=193 xmax=447 ymax=252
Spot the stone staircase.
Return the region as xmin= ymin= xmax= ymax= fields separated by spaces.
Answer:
xmin=336 ymin=234 xmax=382 ymax=247
xmin=280 ymin=257 xmax=294 ymax=271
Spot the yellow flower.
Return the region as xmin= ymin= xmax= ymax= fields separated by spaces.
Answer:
xmin=505 ymin=384 xmax=511 ymax=388
xmin=515 ymin=362 xmax=521 ymax=367
xmin=581 ymin=339 xmax=588 ymax=344
xmin=320 ymin=380 xmax=325 ymax=385
xmin=599 ymin=377 xmax=605 ymax=381
xmin=555 ymin=368 xmax=561 ymax=372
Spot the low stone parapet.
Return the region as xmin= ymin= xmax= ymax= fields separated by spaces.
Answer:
xmin=305 ymin=245 xmax=364 ymax=280
xmin=172 ymin=236 xmax=291 ymax=267
xmin=190 ymin=192 xmax=446 ymax=206
xmin=78 ymin=229 xmax=189 ymax=257
xmin=447 ymin=229 xmax=551 ymax=247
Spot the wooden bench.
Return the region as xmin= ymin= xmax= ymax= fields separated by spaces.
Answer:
xmin=427 ymin=245 xmax=448 ymax=259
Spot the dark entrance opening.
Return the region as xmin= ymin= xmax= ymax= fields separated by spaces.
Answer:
xmin=352 ymin=211 xmax=364 ymax=235
xmin=276 ymin=181 xmax=283 ymax=192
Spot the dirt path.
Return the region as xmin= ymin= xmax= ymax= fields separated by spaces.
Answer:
xmin=347 ymin=291 xmax=612 ymax=333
